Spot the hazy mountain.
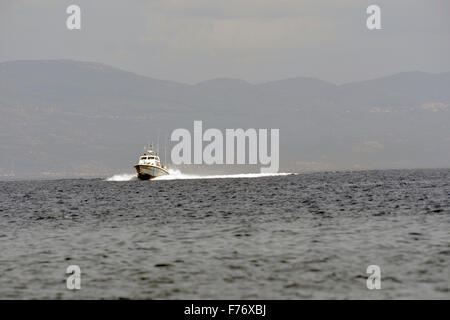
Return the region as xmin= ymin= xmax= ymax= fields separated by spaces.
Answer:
xmin=0 ymin=60 xmax=449 ymax=178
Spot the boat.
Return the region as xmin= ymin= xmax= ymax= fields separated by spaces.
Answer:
xmin=134 ymin=148 xmax=169 ymax=180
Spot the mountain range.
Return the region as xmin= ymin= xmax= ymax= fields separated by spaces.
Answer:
xmin=0 ymin=60 xmax=449 ymax=178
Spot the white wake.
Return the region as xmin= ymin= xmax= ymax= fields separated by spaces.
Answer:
xmin=105 ymin=173 xmax=137 ymax=181
xmin=106 ymin=169 xmax=293 ymax=181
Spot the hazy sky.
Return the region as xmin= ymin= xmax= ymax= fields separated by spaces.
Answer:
xmin=1 ymin=0 xmax=449 ymax=84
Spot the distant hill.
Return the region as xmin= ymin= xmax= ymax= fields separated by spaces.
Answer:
xmin=0 ymin=60 xmax=449 ymax=178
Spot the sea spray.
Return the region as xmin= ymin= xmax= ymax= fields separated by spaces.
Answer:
xmin=106 ymin=169 xmax=293 ymax=181
xmin=106 ymin=174 xmax=137 ymax=181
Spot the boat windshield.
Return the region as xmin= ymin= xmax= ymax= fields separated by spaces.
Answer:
xmin=139 ymin=154 xmax=161 ymax=163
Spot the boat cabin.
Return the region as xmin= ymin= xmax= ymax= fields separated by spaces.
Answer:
xmin=139 ymin=154 xmax=161 ymax=166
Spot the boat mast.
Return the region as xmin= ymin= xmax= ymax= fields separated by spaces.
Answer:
xmin=164 ymin=133 xmax=167 ymax=165
xmin=157 ymin=129 xmax=160 ymax=156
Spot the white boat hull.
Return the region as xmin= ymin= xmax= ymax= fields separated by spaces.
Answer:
xmin=134 ymin=164 xmax=169 ymax=180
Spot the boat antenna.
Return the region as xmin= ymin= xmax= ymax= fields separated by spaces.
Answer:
xmin=164 ymin=133 xmax=167 ymax=164
xmin=157 ymin=129 xmax=160 ymax=155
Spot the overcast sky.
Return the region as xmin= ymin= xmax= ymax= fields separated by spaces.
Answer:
xmin=1 ymin=0 xmax=449 ymax=84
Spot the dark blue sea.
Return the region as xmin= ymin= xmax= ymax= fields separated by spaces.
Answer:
xmin=0 ymin=169 xmax=448 ymax=299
